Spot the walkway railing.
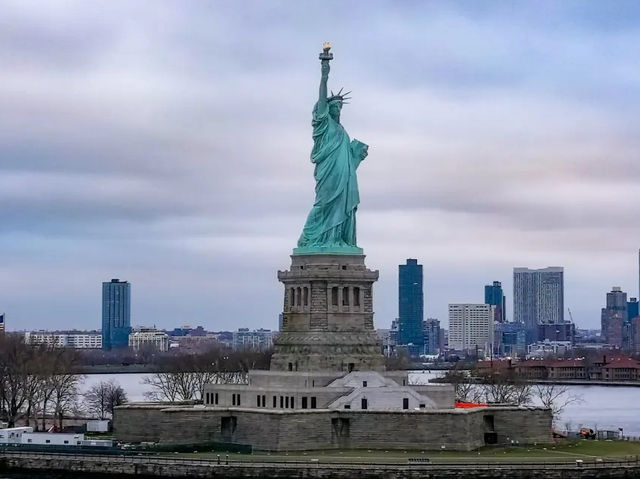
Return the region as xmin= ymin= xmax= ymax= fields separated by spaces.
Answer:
xmin=1 ymin=449 xmax=639 ymax=470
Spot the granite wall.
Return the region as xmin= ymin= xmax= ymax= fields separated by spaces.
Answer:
xmin=114 ymin=404 xmax=552 ymax=452
xmin=4 ymin=453 xmax=640 ymax=479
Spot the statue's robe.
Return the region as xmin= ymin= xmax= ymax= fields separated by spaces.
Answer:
xmin=297 ymin=102 xmax=368 ymax=249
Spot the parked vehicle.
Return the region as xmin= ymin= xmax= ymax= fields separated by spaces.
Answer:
xmin=579 ymin=428 xmax=596 ymax=439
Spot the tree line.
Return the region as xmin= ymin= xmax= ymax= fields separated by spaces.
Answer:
xmin=0 ymin=334 xmax=127 ymax=428
xmin=142 ymin=348 xmax=272 ymax=401
xmin=442 ymin=366 xmax=582 ymax=421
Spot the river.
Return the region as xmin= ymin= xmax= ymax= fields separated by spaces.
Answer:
xmin=411 ymin=370 xmax=640 ymax=436
xmin=76 ymin=371 xmax=640 ymax=437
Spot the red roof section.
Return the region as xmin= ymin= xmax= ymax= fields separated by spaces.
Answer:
xmin=471 ymin=355 xmax=640 ymax=371
xmin=476 ymin=360 xmax=512 ymax=370
xmin=546 ymin=359 xmax=586 ymax=368
xmin=603 ymin=357 xmax=640 ymax=369
xmin=515 ymin=360 xmax=551 ymax=368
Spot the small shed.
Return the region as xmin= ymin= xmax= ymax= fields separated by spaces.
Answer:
xmin=86 ymin=420 xmax=110 ymax=433
xmin=21 ymin=432 xmax=85 ymax=446
xmin=81 ymin=439 xmax=113 ymax=447
xmin=0 ymin=427 xmax=34 ymax=444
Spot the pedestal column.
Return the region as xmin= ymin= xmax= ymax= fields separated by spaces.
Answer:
xmin=270 ymin=254 xmax=385 ymax=372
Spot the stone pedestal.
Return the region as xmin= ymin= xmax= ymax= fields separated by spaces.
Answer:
xmin=270 ymin=254 xmax=385 ymax=372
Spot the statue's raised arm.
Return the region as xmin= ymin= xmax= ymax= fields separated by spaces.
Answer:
xmin=317 ymin=42 xmax=333 ymax=113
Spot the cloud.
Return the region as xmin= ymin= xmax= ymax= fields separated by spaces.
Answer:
xmin=1 ymin=1 xmax=639 ymax=331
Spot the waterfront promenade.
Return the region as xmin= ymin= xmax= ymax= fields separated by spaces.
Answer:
xmin=3 ymin=443 xmax=640 ymax=479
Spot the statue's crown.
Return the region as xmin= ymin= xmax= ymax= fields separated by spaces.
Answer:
xmin=328 ymin=88 xmax=351 ymax=104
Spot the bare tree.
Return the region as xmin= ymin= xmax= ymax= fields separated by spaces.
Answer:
xmin=22 ymin=366 xmax=43 ymax=429
xmin=38 ymin=356 xmax=60 ymax=431
xmin=85 ymin=379 xmax=128 ymax=419
xmin=441 ymin=368 xmax=483 ymax=403
xmin=534 ymin=383 xmax=582 ymax=422
xmin=481 ymin=381 xmax=532 ymax=405
xmin=105 ymin=381 xmax=128 ymax=418
xmin=476 ymin=368 xmax=532 ymax=406
xmin=85 ymin=381 xmax=109 ymax=419
xmin=0 ymin=336 xmax=88 ymax=430
xmin=50 ymin=350 xmax=83 ymax=429
xmin=0 ymin=335 xmax=34 ymax=427
xmin=143 ymin=373 xmax=181 ymax=401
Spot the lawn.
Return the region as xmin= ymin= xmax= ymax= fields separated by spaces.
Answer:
xmin=166 ymin=440 xmax=640 ymax=465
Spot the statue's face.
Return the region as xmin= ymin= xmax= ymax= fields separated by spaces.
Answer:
xmin=329 ymin=101 xmax=342 ymax=121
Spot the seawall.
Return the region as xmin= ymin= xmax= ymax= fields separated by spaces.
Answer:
xmin=114 ymin=403 xmax=552 ymax=451
xmin=2 ymin=452 xmax=640 ymax=479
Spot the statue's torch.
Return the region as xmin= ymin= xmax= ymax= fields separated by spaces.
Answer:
xmin=319 ymin=42 xmax=333 ymax=61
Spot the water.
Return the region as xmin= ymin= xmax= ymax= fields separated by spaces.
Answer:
xmin=410 ymin=370 xmax=640 ymax=436
xmin=80 ymin=373 xmax=153 ymax=402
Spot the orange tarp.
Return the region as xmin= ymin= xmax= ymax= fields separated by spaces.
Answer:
xmin=455 ymin=402 xmax=488 ymax=408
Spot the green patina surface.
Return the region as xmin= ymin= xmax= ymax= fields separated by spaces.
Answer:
xmin=293 ymin=245 xmax=363 ymax=255
xmin=296 ymin=45 xmax=368 ymax=256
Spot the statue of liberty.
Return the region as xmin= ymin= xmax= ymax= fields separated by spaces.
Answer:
xmin=294 ymin=43 xmax=369 ymax=255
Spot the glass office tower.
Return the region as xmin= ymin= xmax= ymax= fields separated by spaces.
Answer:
xmin=102 ymin=279 xmax=131 ymax=350
xmin=398 ymin=259 xmax=424 ymax=355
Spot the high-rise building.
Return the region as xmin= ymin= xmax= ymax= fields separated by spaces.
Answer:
xmin=513 ymin=267 xmax=564 ymax=343
xmin=232 ymin=328 xmax=275 ymax=351
xmin=129 ymin=328 xmax=169 ymax=352
xmin=102 ymin=279 xmax=131 ymax=350
xmin=604 ymin=314 xmax=624 ymax=348
xmin=494 ymin=321 xmax=526 ymax=357
xmin=484 ymin=281 xmax=506 ymax=323
xmin=628 ymin=298 xmax=640 ymax=351
xmin=0 ymin=313 xmax=4 ymax=335
xmin=631 ymin=316 xmax=640 ymax=354
xmin=628 ymin=298 xmax=639 ymax=322
xmin=397 ymin=259 xmax=424 ymax=355
xmin=606 ymin=286 xmax=627 ymax=312
xmin=422 ymin=318 xmax=441 ymax=355
xmin=389 ymin=319 xmax=399 ymax=347
xmin=537 ymin=322 xmax=575 ymax=343
xmin=448 ymin=304 xmax=495 ymax=356
xmin=25 ymin=331 xmax=102 ymax=349
xmin=601 ymin=286 xmax=627 ymax=348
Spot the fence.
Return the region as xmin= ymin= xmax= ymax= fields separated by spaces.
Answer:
xmin=559 ymin=430 xmax=640 ymax=442
xmin=0 ymin=440 xmax=252 ymax=455
xmin=1 ymin=449 xmax=639 ymax=471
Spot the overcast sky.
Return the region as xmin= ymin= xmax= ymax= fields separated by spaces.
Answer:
xmin=2 ymin=1 xmax=640 ymax=332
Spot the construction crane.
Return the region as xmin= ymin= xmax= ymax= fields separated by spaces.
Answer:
xmin=568 ymin=308 xmax=574 ymax=323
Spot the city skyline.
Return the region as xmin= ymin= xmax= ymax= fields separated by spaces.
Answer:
xmin=2 ymin=2 xmax=640 ymax=332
